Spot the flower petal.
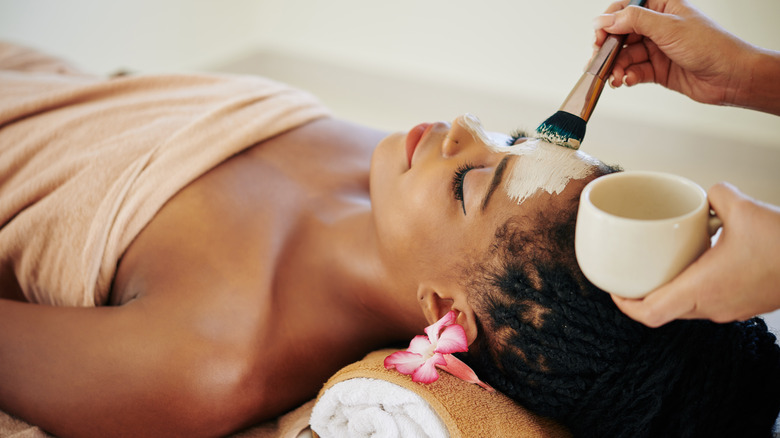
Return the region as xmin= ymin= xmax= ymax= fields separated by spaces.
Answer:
xmin=424 ymin=311 xmax=456 ymax=343
xmin=434 ymin=324 xmax=468 ymax=354
xmin=411 ymin=354 xmax=447 ymax=384
xmin=407 ymin=335 xmax=433 ymax=356
xmin=384 ymin=351 xmax=425 ymax=375
xmin=439 ymin=354 xmax=495 ymax=392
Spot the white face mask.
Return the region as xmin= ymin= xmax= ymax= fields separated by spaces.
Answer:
xmin=457 ymin=114 xmax=598 ymax=204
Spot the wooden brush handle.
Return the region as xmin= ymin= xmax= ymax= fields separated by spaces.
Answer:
xmin=559 ymin=0 xmax=648 ymax=121
xmin=587 ymin=0 xmax=647 ymax=80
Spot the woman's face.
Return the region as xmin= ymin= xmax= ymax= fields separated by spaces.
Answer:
xmin=369 ymin=114 xmax=606 ymax=290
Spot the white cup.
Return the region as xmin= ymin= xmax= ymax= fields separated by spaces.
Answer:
xmin=575 ymin=171 xmax=722 ymax=299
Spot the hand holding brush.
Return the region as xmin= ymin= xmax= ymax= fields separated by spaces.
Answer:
xmin=535 ymin=0 xmax=647 ymax=149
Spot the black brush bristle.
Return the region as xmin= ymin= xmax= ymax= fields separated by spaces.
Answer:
xmin=535 ymin=111 xmax=587 ymax=150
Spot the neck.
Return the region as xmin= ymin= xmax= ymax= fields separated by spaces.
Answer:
xmin=277 ymin=198 xmax=428 ymax=348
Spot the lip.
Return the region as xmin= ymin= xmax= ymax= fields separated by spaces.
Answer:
xmin=405 ymin=123 xmax=432 ymax=168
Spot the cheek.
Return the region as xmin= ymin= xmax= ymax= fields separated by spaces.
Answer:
xmin=372 ymin=184 xmax=455 ymax=270
xmin=369 ymin=134 xmax=404 ymax=219
xmin=378 ymin=179 xmax=445 ymax=249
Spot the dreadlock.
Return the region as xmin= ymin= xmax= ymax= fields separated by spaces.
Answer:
xmin=462 ymin=189 xmax=780 ymax=437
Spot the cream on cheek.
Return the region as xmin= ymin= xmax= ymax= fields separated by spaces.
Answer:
xmin=457 ymin=113 xmax=599 ymax=205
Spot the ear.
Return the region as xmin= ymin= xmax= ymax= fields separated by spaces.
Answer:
xmin=417 ymin=283 xmax=479 ymax=346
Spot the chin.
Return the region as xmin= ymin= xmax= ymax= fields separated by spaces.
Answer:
xmin=368 ymin=133 xmax=411 ymax=240
xmin=370 ymin=131 xmax=405 ymax=184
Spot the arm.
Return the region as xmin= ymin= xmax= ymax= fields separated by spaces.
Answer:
xmin=594 ymin=0 xmax=780 ymax=116
xmin=0 ymin=297 xmax=260 ymax=438
xmin=736 ymin=48 xmax=780 ymax=116
xmin=611 ymin=183 xmax=780 ymax=327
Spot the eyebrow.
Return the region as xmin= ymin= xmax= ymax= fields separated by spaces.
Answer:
xmin=481 ymin=154 xmax=513 ymax=212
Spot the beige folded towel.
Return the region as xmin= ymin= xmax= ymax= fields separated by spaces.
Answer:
xmin=312 ymin=349 xmax=570 ymax=438
xmin=0 ymin=42 xmax=330 ymax=306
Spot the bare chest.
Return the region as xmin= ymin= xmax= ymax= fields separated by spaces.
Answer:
xmin=112 ymin=118 xmax=377 ymax=305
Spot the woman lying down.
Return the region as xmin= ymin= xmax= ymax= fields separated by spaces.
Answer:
xmin=1 ymin=42 xmax=779 ymax=438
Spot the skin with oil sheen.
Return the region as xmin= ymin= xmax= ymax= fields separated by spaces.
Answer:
xmin=457 ymin=114 xmax=599 ymax=204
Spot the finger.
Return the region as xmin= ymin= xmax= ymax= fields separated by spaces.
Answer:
xmin=623 ymin=32 xmax=647 ymax=46
xmin=602 ymin=4 xmax=672 ymax=44
xmin=612 ymin=218 xmax=749 ymax=327
xmin=594 ymin=28 xmax=609 ymax=48
xmin=645 ymin=0 xmax=673 ymax=13
xmin=596 ymin=25 xmax=645 ymax=50
xmin=620 ymin=39 xmax=671 ymax=87
xmin=595 ymin=0 xmax=671 ymax=46
xmin=708 ymin=182 xmax=748 ymax=221
xmin=611 ymin=42 xmax=653 ymax=87
xmin=606 ymin=0 xmax=673 ymax=17
xmin=594 ymin=23 xmax=642 ymax=48
xmin=604 ymin=0 xmax=631 ymax=15
xmin=614 ymin=41 xmax=651 ymax=70
xmin=594 ymin=0 xmax=631 ymax=47
xmin=609 ymin=72 xmax=625 ymax=88
xmin=593 ymin=15 xmax=615 ymax=48
xmin=624 ymin=62 xmax=657 ymax=86
xmin=611 ymin=284 xmax=695 ymax=328
xmin=610 ymin=247 xmax=721 ymax=327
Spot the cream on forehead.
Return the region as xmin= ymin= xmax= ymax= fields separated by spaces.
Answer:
xmin=456 ymin=114 xmax=599 ymax=205
xmin=504 ymin=139 xmax=598 ymax=204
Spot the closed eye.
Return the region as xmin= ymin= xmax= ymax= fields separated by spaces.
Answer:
xmin=452 ymin=162 xmax=481 ymax=215
xmin=507 ymin=129 xmax=531 ymax=146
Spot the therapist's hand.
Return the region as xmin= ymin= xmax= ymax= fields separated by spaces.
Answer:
xmin=611 ymin=182 xmax=780 ymax=327
xmin=593 ymin=0 xmax=780 ymax=115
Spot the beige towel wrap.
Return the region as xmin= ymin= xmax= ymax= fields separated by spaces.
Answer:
xmin=0 ymin=42 xmax=330 ymax=306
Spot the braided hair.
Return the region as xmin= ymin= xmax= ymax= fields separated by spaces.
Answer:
xmin=462 ymin=187 xmax=780 ymax=437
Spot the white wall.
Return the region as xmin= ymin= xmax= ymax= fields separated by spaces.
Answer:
xmin=249 ymin=0 xmax=780 ymax=149
xmin=2 ymin=0 xmax=778 ymax=149
xmin=0 ymin=0 xmax=262 ymax=74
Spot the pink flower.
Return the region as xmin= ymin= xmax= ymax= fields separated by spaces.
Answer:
xmin=384 ymin=311 xmax=494 ymax=392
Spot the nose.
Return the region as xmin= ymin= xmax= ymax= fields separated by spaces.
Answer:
xmin=441 ymin=115 xmax=476 ymax=157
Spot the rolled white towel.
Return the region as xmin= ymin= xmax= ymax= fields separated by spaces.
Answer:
xmin=310 ymin=378 xmax=448 ymax=438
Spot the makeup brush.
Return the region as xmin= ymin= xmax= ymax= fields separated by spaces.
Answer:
xmin=535 ymin=0 xmax=647 ymax=149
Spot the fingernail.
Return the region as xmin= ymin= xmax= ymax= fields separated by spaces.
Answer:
xmin=608 ymin=74 xmax=617 ymax=89
xmin=593 ymin=14 xmax=616 ymax=30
